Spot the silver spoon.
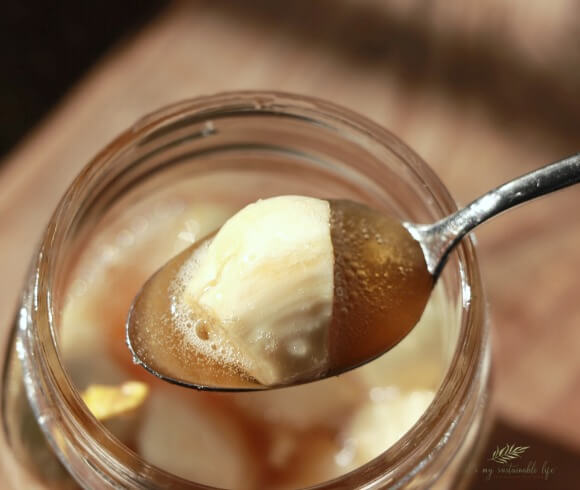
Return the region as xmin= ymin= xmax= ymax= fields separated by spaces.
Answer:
xmin=126 ymin=153 xmax=580 ymax=391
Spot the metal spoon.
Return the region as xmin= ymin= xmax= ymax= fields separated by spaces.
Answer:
xmin=126 ymin=153 xmax=580 ymax=391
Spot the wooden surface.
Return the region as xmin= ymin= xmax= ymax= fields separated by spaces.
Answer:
xmin=1 ymin=1 xmax=579 ymax=487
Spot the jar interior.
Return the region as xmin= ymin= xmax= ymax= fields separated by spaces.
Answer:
xmin=49 ymin=107 xmax=464 ymax=489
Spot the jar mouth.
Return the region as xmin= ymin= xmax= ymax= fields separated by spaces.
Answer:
xmin=23 ymin=91 xmax=487 ymax=489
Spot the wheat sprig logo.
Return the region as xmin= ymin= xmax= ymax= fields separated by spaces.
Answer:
xmin=489 ymin=444 xmax=530 ymax=464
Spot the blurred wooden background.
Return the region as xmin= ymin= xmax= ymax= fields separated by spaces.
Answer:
xmin=1 ymin=1 xmax=579 ymax=488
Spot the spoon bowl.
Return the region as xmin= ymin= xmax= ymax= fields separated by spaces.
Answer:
xmin=127 ymin=199 xmax=433 ymax=390
xmin=127 ymin=153 xmax=580 ymax=391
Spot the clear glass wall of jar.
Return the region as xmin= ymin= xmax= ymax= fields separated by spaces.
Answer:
xmin=1 ymin=92 xmax=491 ymax=489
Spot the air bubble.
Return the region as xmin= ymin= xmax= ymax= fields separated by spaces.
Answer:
xmin=116 ymin=229 xmax=135 ymax=248
xmin=195 ymin=321 xmax=210 ymax=340
xmin=288 ymin=339 xmax=308 ymax=357
xmin=130 ymin=216 xmax=149 ymax=235
xmin=335 ymin=438 xmax=356 ymax=467
xmin=100 ymin=245 xmax=117 ymax=264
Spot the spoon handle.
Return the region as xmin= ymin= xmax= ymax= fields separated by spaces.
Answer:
xmin=407 ymin=153 xmax=580 ymax=277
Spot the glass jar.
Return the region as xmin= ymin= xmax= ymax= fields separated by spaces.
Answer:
xmin=1 ymin=91 xmax=490 ymax=489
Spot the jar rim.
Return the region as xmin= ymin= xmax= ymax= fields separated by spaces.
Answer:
xmin=21 ymin=90 xmax=487 ymax=489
